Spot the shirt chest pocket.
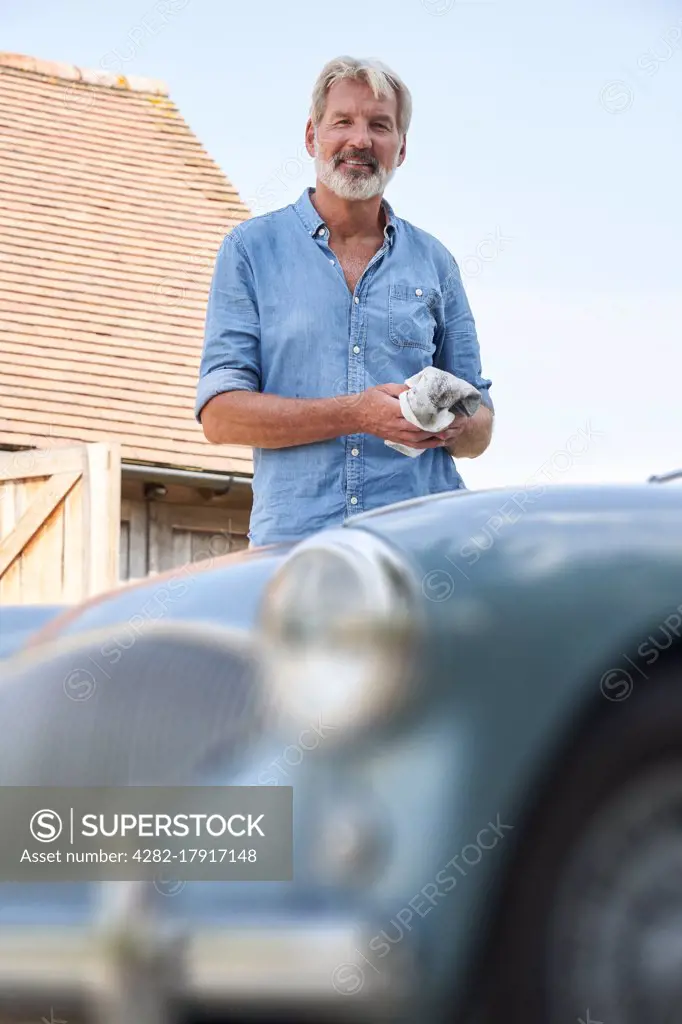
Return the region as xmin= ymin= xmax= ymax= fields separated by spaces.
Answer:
xmin=388 ymin=285 xmax=439 ymax=351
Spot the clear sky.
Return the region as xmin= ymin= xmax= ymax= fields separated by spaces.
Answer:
xmin=4 ymin=0 xmax=681 ymax=490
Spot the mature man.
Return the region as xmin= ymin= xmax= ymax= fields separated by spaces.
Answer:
xmin=195 ymin=56 xmax=493 ymax=548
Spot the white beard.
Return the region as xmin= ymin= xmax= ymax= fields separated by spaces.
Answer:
xmin=314 ymin=141 xmax=399 ymax=201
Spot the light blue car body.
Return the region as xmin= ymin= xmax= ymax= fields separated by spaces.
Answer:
xmin=2 ymin=482 xmax=681 ymax=1019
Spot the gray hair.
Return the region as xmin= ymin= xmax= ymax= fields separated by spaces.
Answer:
xmin=310 ymin=56 xmax=412 ymax=138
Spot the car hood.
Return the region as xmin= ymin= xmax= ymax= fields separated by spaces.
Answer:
xmin=23 ymin=542 xmax=296 ymax=649
xmin=347 ymin=481 xmax=682 ymax=573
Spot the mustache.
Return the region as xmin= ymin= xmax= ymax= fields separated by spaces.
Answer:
xmin=333 ymin=150 xmax=379 ymax=171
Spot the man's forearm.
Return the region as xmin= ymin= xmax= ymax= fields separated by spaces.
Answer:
xmin=446 ymin=405 xmax=494 ymax=458
xmin=200 ymin=391 xmax=364 ymax=448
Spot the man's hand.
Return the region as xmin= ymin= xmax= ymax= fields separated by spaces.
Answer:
xmin=433 ymin=416 xmax=469 ymax=448
xmin=356 ymin=383 xmax=444 ymax=449
xmin=438 ymin=405 xmax=494 ymax=458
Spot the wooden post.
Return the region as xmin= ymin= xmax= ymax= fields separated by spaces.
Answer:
xmin=82 ymin=443 xmax=121 ymax=597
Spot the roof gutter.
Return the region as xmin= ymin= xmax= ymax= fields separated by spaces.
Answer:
xmin=122 ymin=463 xmax=253 ymax=492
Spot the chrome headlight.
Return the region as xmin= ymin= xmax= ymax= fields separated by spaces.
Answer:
xmin=259 ymin=529 xmax=422 ymax=737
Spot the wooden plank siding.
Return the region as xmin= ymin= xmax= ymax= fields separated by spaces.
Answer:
xmin=0 ymin=442 xmax=121 ymax=604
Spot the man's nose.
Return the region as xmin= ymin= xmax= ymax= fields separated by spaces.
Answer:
xmin=346 ymin=122 xmax=372 ymax=150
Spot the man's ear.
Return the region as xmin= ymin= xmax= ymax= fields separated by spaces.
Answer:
xmin=305 ymin=118 xmax=316 ymax=159
xmin=396 ymin=135 xmax=407 ymax=167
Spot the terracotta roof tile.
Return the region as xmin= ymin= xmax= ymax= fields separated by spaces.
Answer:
xmin=0 ymin=53 xmax=253 ymax=475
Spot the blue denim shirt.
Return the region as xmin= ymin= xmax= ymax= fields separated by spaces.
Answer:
xmin=195 ymin=187 xmax=493 ymax=547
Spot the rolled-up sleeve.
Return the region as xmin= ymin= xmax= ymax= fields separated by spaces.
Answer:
xmin=436 ymin=258 xmax=493 ymax=411
xmin=194 ymin=231 xmax=261 ymax=422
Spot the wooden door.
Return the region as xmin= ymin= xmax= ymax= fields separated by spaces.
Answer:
xmin=148 ymin=502 xmax=249 ymax=575
xmin=0 ymin=442 xmax=121 ymax=604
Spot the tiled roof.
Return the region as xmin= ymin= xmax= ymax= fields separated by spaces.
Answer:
xmin=0 ymin=53 xmax=253 ymax=475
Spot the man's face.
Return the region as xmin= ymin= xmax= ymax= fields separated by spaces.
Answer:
xmin=306 ymin=79 xmax=406 ymax=201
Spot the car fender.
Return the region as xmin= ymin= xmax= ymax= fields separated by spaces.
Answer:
xmin=346 ymin=484 xmax=682 ymax=1014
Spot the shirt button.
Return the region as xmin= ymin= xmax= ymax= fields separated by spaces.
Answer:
xmin=415 ymin=288 xmax=423 ymax=296
xmin=351 ymin=448 xmax=359 ymax=457
xmin=350 ymin=496 xmax=358 ymax=505
xmin=329 ymin=258 xmax=335 ymax=264
xmin=354 ymin=296 xmax=359 ymax=304
xmin=353 ymin=345 xmax=360 ymax=354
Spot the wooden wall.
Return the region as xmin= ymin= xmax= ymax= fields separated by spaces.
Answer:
xmin=119 ymin=477 xmax=252 ymax=582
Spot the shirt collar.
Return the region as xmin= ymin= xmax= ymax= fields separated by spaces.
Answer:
xmin=294 ymin=187 xmax=397 ymax=247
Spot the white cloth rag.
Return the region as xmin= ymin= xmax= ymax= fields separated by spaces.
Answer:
xmin=385 ymin=366 xmax=482 ymax=458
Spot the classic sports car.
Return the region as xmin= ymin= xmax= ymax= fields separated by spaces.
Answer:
xmin=2 ymin=481 xmax=682 ymax=1024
